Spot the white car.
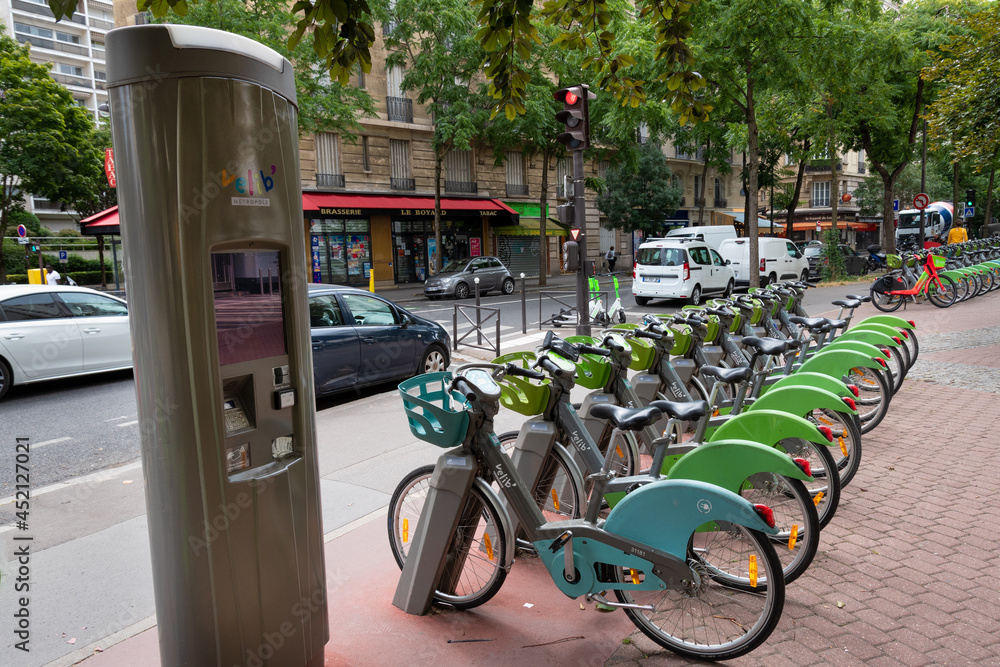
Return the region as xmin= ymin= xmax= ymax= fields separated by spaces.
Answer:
xmin=0 ymin=285 xmax=132 ymax=400
xmin=632 ymin=239 xmax=735 ymax=306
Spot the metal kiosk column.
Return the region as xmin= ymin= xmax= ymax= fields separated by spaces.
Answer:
xmin=106 ymin=25 xmax=328 ymax=666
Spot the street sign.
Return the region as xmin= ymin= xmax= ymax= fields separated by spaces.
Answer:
xmin=59 ymin=250 xmax=68 ymax=264
xmin=17 ymin=236 xmax=29 ymax=245
xmin=17 ymin=224 xmax=27 ymax=237
xmin=105 ymin=148 xmax=117 ymax=188
xmin=965 ymin=207 xmax=975 ymax=218
xmin=570 ymin=228 xmax=581 ymax=241
xmin=913 ymin=193 xmax=930 ymax=210
xmin=893 ymin=199 xmax=899 ymax=212
xmin=815 ymin=222 xmax=821 ymax=233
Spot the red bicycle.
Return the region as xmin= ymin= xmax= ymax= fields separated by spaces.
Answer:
xmin=870 ymin=251 xmax=957 ymax=311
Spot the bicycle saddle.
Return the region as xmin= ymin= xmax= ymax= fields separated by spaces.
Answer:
xmin=700 ymin=365 xmax=752 ymax=385
xmin=788 ymin=316 xmax=832 ymax=331
xmin=740 ymin=336 xmax=788 ymax=356
xmin=845 ymin=294 xmax=872 ymax=303
xmin=589 ymin=403 xmax=663 ymax=432
xmin=831 ymin=299 xmax=861 ymax=308
xmin=648 ymin=399 xmax=708 ymax=422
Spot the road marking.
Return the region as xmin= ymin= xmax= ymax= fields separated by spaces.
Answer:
xmin=105 ymin=415 xmax=130 ymax=422
xmin=324 ymin=506 xmax=388 ymax=543
xmin=0 ymin=460 xmax=143 ymax=507
xmin=32 ymin=436 xmax=73 ymax=449
xmin=117 ymin=420 xmax=139 ymax=427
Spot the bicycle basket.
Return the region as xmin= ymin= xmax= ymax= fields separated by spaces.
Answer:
xmin=626 ymin=336 xmax=656 ymax=371
xmin=662 ymin=320 xmax=692 ymax=355
xmin=492 ymin=352 xmax=550 ymax=416
xmin=398 ymin=372 xmax=470 ymax=448
xmin=564 ymin=335 xmax=613 ymax=389
xmin=931 ymin=254 xmax=947 ymax=268
xmin=887 ymin=254 xmax=902 ymax=269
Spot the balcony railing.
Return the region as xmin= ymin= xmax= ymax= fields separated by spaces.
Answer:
xmin=15 ymin=34 xmax=88 ymax=56
xmin=316 ymin=173 xmax=345 ymax=188
xmin=445 ymin=180 xmax=477 ymax=194
xmin=811 ymin=198 xmax=831 ymax=208
xmin=50 ymin=72 xmax=92 ymax=89
xmin=382 ymin=20 xmax=398 ymax=37
xmin=678 ymin=196 xmax=686 ymax=207
xmin=89 ymin=17 xmax=114 ymax=31
xmin=858 ymin=163 xmax=866 ymax=174
xmin=386 ymin=96 xmax=413 ymax=123
xmin=694 ymin=197 xmax=706 ymax=207
xmin=391 ymin=178 xmax=415 ymax=191
xmin=506 ymin=184 xmax=528 ymax=197
xmin=714 ymin=198 xmax=727 ymax=208
xmin=805 ymin=162 xmax=842 ymax=172
xmin=675 ymin=148 xmax=693 ymax=160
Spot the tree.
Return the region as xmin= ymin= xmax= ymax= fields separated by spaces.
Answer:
xmin=157 ymin=0 xmax=376 ymax=137
xmin=0 ymin=31 xmax=103 ymax=284
xmin=596 ymin=143 xmax=681 ymax=234
xmin=382 ymin=0 xmax=490 ymax=272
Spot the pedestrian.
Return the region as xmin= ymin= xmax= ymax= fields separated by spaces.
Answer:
xmin=605 ymin=246 xmax=616 ymax=274
xmin=45 ymin=263 xmax=61 ymax=285
xmin=946 ymin=219 xmax=969 ymax=245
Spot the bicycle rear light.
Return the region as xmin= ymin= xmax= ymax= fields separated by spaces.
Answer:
xmin=847 ymin=384 xmax=860 ymax=397
xmin=842 ymin=397 xmax=856 ymax=411
xmin=793 ymin=457 xmax=812 ymax=477
xmin=875 ymin=357 xmax=887 ymax=367
xmin=753 ymin=504 xmax=776 ymax=529
xmin=882 ymin=348 xmax=891 ymax=359
xmin=892 ymin=336 xmax=902 ymax=344
xmin=898 ymin=329 xmax=909 ymax=339
xmin=907 ymin=320 xmax=915 ymax=327
xmin=817 ymin=425 xmax=833 ymax=441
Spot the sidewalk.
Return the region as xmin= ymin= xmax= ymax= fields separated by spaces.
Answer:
xmin=77 ymin=292 xmax=1000 ymax=667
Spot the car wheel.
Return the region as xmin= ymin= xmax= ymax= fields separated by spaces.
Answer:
xmin=455 ymin=282 xmax=470 ymax=299
xmin=501 ymin=277 xmax=515 ymax=294
xmin=768 ymin=273 xmax=777 ymax=286
xmin=723 ymin=279 xmax=734 ymax=298
xmin=689 ymin=285 xmax=702 ymax=306
xmin=800 ymin=270 xmax=809 ymax=282
xmin=635 ymin=295 xmax=650 ymax=306
xmin=420 ymin=345 xmax=448 ymax=373
xmin=0 ymin=358 xmax=12 ymax=400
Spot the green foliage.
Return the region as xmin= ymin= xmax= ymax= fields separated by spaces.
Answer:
xmin=156 ymin=0 xmax=376 ymax=137
xmin=854 ymin=162 xmax=951 ymax=216
xmin=820 ymin=230 xmax=846 ymax=281
xmin=65 ymin=122 xmax=117 ymax=223
xmin=596 ymin=143 xmax=681 ymax=234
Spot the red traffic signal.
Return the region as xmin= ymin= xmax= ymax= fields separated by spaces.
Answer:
xmin=554 ymin=85 xmax=595 ymax=151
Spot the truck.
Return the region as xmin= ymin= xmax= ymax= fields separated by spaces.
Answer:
xmin=895 ymin=201 xmax=953 ymax=248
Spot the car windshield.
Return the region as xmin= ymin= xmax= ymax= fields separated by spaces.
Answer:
xmin=636 ymin=247 xmax=685 ymax=266
xmin=438 ymin=260 xmax=468 ymax=273
xmin=898 ymin=212 xmax=938 ymax=229
xmin=804 ymin=247 xmax=824 ymax=257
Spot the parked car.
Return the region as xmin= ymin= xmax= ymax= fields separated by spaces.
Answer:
xmin=632 ymin=238 xmax=735 ymax=306
xmin=423 ymin=256 xmax=515 ymax=299
xmin=718 ymin=237 xmax=810 ymax=286
xmin=0 ymin=285 xmax=132 ymax=400
xmin=804 ymin=243 xmax=868 ymax=278
xmin=309 ymin=284 xmax=450 ymax=396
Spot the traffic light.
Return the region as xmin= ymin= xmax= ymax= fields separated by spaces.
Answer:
xmin=562 ymin=241 xmax=579 ymax=272
xmin=556 ymin=202 xmax=575 ymax=225
xmin=966 ymin=189 xmax=976 ymax=208
xmin=29 ymin=244 xmax=39 ymax=252
xmin=553 ymin=85 xmax=595 ymax=151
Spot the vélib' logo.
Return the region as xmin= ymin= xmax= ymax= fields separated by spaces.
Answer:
xmin=224 ymin=164 xmax=277 ymax=207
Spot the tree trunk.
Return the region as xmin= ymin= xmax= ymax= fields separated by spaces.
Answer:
xmin=0 ymin=206 xmax=7 ymax=286
xmin=952 ymin=159 xmax=959 ymax=232
xmin=741 ymin=151 xmax=748 ymax=236
xmin=984 ymin=147 xmax=998 ymax=235
xmin=785 ymin=141 xmax=809 ymax=231
xmin=828 ymin=102 xmax=839 ymax=236
xmin=539 ymin=148 xmax=550 ymax=286
xmin=698 ymin=139 xmax=710 ymax=225
xmin=746 ymin=62 xmax=760 ymax=287
xmin=433 ymin=153 xmax=443 ymax=273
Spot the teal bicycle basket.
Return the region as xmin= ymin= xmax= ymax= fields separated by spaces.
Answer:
xmin=399 ymin=372 xmax=470 ymax=448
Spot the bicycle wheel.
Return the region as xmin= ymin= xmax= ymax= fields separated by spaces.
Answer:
xmin=774 ymin=438 xmax=841 ymax=528
xmin=496 ymin=431 xmax=586 ymax=521
xmin=739 ymin=474 xmax=819 ymax=584
xmin=926 ymin=276 xmax=957 ymax=308
xmin=953 ymin=275 xmax=971 ymax=302
xmin=847 ymin=365 xmax=891 ymax=434
xmin=387 ymin=467 xmax=509 ymax=609
xmin=807 ymin=408 xmax=863 ymax=488
xmin=869 ymin=286 xmax=903 ymax=312
xmin=614 ymin=525 xmax=785 ymax=661
xmin=881 ymin=345 xmax=906 ymax=394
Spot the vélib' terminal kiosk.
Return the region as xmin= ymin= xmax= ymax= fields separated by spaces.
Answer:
xmin=106 ymin=25 xmax=328 ymax=665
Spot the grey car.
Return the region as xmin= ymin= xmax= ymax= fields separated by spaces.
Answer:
xmin=423 ymin=256 xmax=515 ymax=299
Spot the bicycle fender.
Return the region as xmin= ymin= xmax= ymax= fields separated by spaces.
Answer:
xmin=603 ymin=479 xmax=777 ymax=560
xmin=798 ymin=349 xmax=884 ymax=377
xmin=748 ymin=385 xmax=856 ymax=416
xmin=708 ymin=409 xmax=833 ymax=448
xmin=665 ymin=439 xmax=812 ymax=491
xmin=764 ymin=371 xmax=852 ymax=397
xmin=858 ymin=315 xmax=915 ymax=330
xmin=473 ymin=477 xmax=517 ymax=570
xmin=833 ymin=329 xmax=900 ymax=348
xmin=820 ymin=340 xmax=890 ymax=360
xmin=848 ymin=322 xmax=908 ymax=340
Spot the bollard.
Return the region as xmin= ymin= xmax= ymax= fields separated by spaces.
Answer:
xmin=474 ymin=276 xmax=482 ymax=345
xmin=520 ymin=272 xmax=526 ymax=334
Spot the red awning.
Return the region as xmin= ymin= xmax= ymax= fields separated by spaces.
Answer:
xmin=303 ymin=192 xmax=519 ymax=222
xmin=80 ymin=206 xmax=120 ymax=235
xmin=792 ymin=221 xmax=878 ymax=232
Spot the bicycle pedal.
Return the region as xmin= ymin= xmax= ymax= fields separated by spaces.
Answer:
xmin=586 ymin=592 xmax=653 ymax=612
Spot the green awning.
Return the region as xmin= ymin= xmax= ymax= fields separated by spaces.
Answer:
xmin=494 ymin=217 xmax=568 ymax=236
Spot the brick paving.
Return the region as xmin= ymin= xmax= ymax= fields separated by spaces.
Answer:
xmin=606 ymin=299 xmax=1000 ymax=666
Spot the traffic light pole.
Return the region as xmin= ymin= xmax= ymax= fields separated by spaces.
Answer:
xmin=574 ymin=150 xmax=590 ymax=336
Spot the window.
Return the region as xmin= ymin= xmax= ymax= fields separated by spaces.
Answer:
xmin=688 ymin=246 xmax=712 ymax=265
xmin=315 ymin=132 xmax=342 ymax=187
xmin=362 ymin=136 xmax=371 ymax=172
xmin=636 ymin=247 xmax=685 ymax=267
xmin=57 ymin=63 xmax=85 ymax=77
xmin=599 ymin=160 xmax=610 ymax=181
xmin=92 ymin=40 xmax=105 ymax=55
xmin=857 ymin=149 xmax=865 ymax=173
xmin=57 ymin=293 xmax=127 ymax=317
xmin=637 ymin=122 xmax=649 ymax=144
xmin=470 ymin=258 xmax=491 ymax=271
xmin=309 ymin=295 xmax=344 ymax=327
xmin=714 ymin=178 xmax=722 ymax=201
xmin=812 ymin=181 xmax=830 ymax=207
xmin=710 ymin=249 xmax=726 ymax=266
xmin=0 ymin=294 xmax=68 ymax=321
xmin=444 ymin=149 xmax=475 ymax=193
xmin=785 ymin=242 xmax=801 ymax=258
xmin=56 ymin=32 xmax=80 ymax=44
xmin=387 ymin=65 xmax=405 ymax=98
xmin=15 ymin=23 xmax=53 ymax=39
xmin=505 ymin=152 xmax=526 ymax=196
xmin=94 ymin=70 xmax=106 ymax=81
xmin=693 ymin=175 xmax=703 ymax=203
xmin=390 ymin=139 xmax=413 ymax=190
xmin=342 ymin=293 xmax=397 ymax=326
xmin=357 ymin=64 xmax=366 ymax=89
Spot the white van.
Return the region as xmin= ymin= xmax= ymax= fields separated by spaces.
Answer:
xmin=717 ymin=237 xmax=809 ymax=286
xmin=632 ymin=238 xmax=735 ymax=306
xmin=665 ymin=225 xmax=738 ymax=251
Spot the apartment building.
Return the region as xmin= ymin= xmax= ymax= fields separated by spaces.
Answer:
xmin=1 ymin=0 xmax=113 ymax=231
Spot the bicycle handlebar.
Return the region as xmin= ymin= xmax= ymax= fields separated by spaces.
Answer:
xmin=504 ymin=363 xmax=545 ymax=381
xmin=578 ymin=343 xmax=613 ymax=357
xmin=537 ymin=356 xmax=567 ymax=377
